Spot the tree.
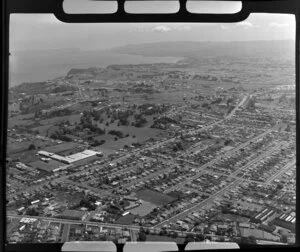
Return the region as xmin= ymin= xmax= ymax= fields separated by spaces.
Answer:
xmin=195 ymin=234 xmax=205 ymax=241
xmin=171 ymin=232 xmax=178 ymax=239
xmin=26 ymin=207 xmax=39 ymax=216
xmin=219 ymin=236 xmax=225 ymax=242
xmin=184 ymin=233 xmax=195 ymax=244
xmin=28 ymin=144 xmax=36 ymax=150
xmin=137 ymin=232 xmax=147 ymax=241
xmin=241 ymin=236 xmax=257 ymax=244
xmin=276 ymin=183 xmax=284 ymax=190
xmin=159 ymin=229 xmax=167 ymax=236
xmin=281 ymin=235 xmax=288 ymax=243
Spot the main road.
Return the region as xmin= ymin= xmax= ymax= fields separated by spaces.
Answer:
xmin=155 ymin=143 xmax=284 ymax=227
xmin=164 ymin=129 xmax=278 ymax=193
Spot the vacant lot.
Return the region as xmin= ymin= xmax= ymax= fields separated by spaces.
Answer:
xmin=8 ymin=150 xmax=39 ymax=164
xmin=210 ymin=213 xmax=250 ymax=223
xmin=6 ymin=218 xmax=21 ymax=235
xmin=135 ymin=189 xmax=175 ymax=206
xmin=239 ymin=227 xmax=280 ymax=241
xmin=29 ymin=159 xmax=65 ymax=173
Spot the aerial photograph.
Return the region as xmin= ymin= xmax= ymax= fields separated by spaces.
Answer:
xmin=6 ymin=13 xmax=296 ymax=245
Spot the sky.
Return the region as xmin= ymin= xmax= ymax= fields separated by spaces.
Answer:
xmin=10 ymin=1 xmax=295 ymax=52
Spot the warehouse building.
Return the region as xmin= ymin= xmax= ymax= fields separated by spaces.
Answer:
xmin=37 ymin=149 xmax=102 ymax=164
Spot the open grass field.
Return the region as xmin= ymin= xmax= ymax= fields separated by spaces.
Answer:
xmin=8 ymin=150 xmax=39 ymax=164
xmin=39 ymin=114 xmax=81 ymax=126
xmin=91 ymin=120 xmax=163 ymax=153
xmin=7 ymin=138 xmax=56 ymax=154
xmin=56 ymin=192 xmax=83 ymax=206
xmin=8 ymin=113 xmax=35 ymax=128
xmin=135 ymin=189 xmax=176 ymax=206
xmin=115 ymin=214 xmax=136 ymax=225
xmin=130 ymin=200 xmax=157 ymax=217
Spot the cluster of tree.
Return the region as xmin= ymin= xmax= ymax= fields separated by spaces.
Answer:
xmin=211 ymin=97 xmax=223 ymax=104
xmin=224 ymin=139 xmax=233 ymax=146
xmin=79 ymin=197 xmax=97 ymax=211
xmin=227 ymin=98 xmax=234 ymax=105
xmin=202 ymin=103 xmax=212 ymax=109
xmin=90 ymin=139 xmax=106 ymax=147
xmin=79 ymin=112 xmax=106 ymax=135
xmin=240 ymin=235 xmax=257 ymax=244
xmin=108 ymin=109 xmax=132 ymax=126
xmin=49 ymin=85 xmax=76 ymax=94
xmin=193 ymin=95 xmax=204 ymax=101
xmin=106 ymin=206 xmax=121 ymax=215
xmin=246 ymin=97 xmax=256 ymax=110
xmin=98 ymin=176 xmax=110 ymax=185
xmin=258 ymin=223 xmax=276 ymax=233
xmin=130 ymin=83 xmax=159 ymax=94
xmin=151 ymin=116 xmax=177 ymax=129
xmin=20 ymin=96 xmax=46 ymax=114
xmin=193 ymin=74 xmax=217 ymax=81
xmin=132 ymin=114 xmax=147 ymax=127
xmin=172 ymin=141 xmax=184 ymax=152
xmin=137 ymin=232 xmax=147 ymax=241
xmin=43 ymin=108 xmax=73 ymax=119
xmin=50 ymin=131 xmax=72 ymax=142
xmin=28 ymin=143 xmax=36 ymax=150
xmin=184 ymin=233 xmax=205 ymax=244
xmin=138 ymin=103 xmax=169 ymax=115
xmin=26 ymin=207 xmax=39 ymax=216
xmin=118 ymin=117 xmax=130 ymax=126
xmin=108 ymin=130 xmax=124 ymax=138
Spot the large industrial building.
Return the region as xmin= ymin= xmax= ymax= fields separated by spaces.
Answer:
xmin=37 ymin=149 xmax=102 ymax=164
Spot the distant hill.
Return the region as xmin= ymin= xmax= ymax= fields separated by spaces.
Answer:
xmin=111 ymin=40 xmax=294 ymax=59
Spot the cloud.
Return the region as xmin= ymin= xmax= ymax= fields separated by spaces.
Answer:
xmin=152 ymin=25 xmax=172 ymax=33
xmin=220 ymin=24 xmax=231 ymax=30
xmin=235 ymin=21 xmax=253 ymax=29
xmin=152 ymin=25 xmax=192 ymax=32
xmin=269 ymin=22 xmax=291 ymax=28
xmin=220 ymin=22 xmax=253 ymax=30
xmin=176 ymin=25 xmax=192 ymax=31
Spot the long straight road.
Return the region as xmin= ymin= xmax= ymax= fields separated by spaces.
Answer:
xmin=7 ymin=214 xmax=142 ymax=231
xmin=265 ymin=159 xmax=296 ymax=185
xmin=154 ymin=179 xmax=243 ymax=228
xmin=155 ymin=143 xmax=284 ymax=227
xmin=164 ymin=129 xmax=277 ymax=193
